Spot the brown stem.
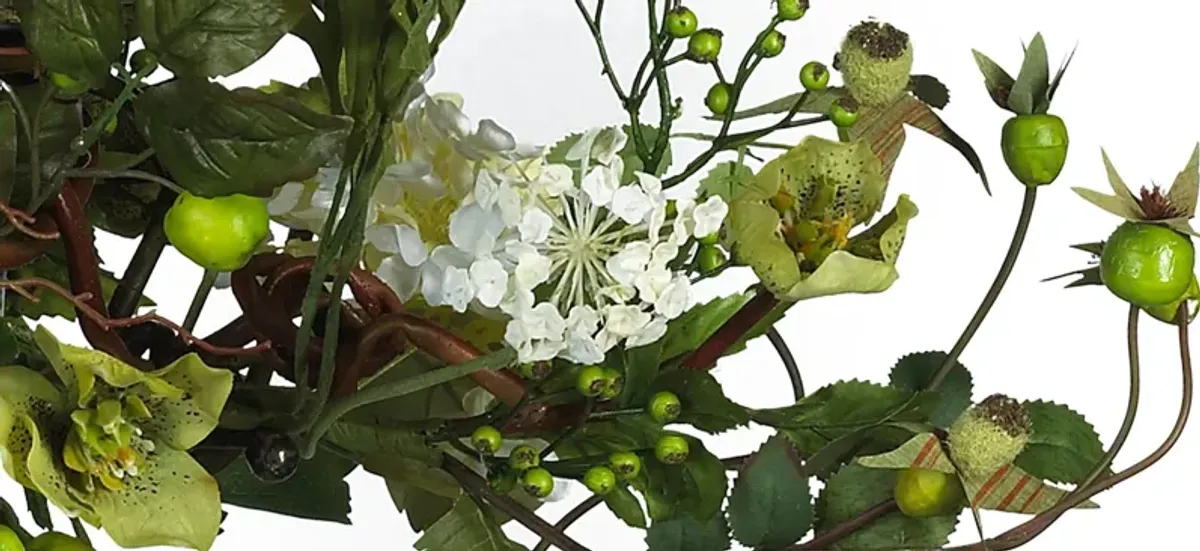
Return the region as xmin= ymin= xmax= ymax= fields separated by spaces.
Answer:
xmin=442 ymin=456 xmax=590 ymax=551
xmin=531 ymin=495 xmax=604 ymax=551
xmin=0 ymin=200 xmax=58 ymax=240
xmin=681 ymin=288 xmax=781 ymax=370
xmin=783 ymin=500 xmax=899 ymax=551
xmin=391 ymin=313 xmax=527 ymax=407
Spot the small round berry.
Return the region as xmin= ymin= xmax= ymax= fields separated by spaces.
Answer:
xmin=828 ymin=97 xmax=860 ymax=128
xmin=129 ymin=49 xmax=160 ymax=75
xmin=705 ymin=82 xmax=732 ymax=116
xmin=799 ymin=61 xmax=830 ymax=91
xmin=583 ymin=465 xmax=618 ymax=495
xmin=598 ymin=368 xmax=625 ymax=401
xmin=576 ymin=365 xmax=608 ymax=397
xmin=687 ymin=29 xmax=724 ymax=63
xmin=521 ymin=467 xmax=555 ymax=498
xmin=776 ymin=0 xmax=809 ymax=21
xmin=508 ymin=444 xmax=541 ymax=471
xmin=654 ymin=435 xmax=691 ymax=465
xmin=697 ymin=245 xmax=727 ymax=275
xmin=471 ymin=425 xmax=503 ymax=455
xmin=758 ymin=30 xmax=786 ymax=58
xmin=648 ymin=391 xmax=682 ymax=423
xmin=665 ymin=7 xmax=699 ymax=39
xmin=608 ymin=451 xmax=643 ymax=480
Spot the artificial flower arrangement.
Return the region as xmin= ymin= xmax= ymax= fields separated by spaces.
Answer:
xmin=0 ymin=1 xmax=1194 ymax=550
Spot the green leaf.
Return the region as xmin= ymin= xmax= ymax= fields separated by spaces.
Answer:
xmin=0 ymin=317 xmax=48 ymax=370
xmin=1007 ymin=33 xmax=1050 ymax=115
xmin=887 ymin=352 xmax=973 ymax=428
xmin=650 ymin=370 xmax=750 ymax=434
xmin=84 ymin=176 xmax=164 ymax=239
xmin=752 ymin=380 xmax=920 ymax=438
xmin=908 ymin=75 xmax=950 ymax=110
xmin=855 ymin=432 xmax=956 ymax=473
xmin=135 ymin=0 xmax=309 ymax=78
xmin=24 ymin=488 xmax=51 ymax=530
xmin=605 ymin=485 xmax=648 ymax=529
xmin=215 ymin=445 xmax=356 ymax=523
xmin=387 ymin=480 xmax=455 ymax=532
xmin=716 ymin=88 xmax=843 ymax=122
xmin=259 ymin=77 xmax=332 ymax=115
xmin=815 ymin=464 xmax=958 ymax=549
xmin=414 ymin=496 xmax=528 ymax=551
xmin=621 ymin=339 xmax=665 ymax=408
xmin=0 ymin=102 xmax=16 ymax=203
xmin=646 ymin=511 xmax=732 ymax=551
xmin=970 ymin=49 xmax=1015 ymax=110
xmin=658 ymin=292 xmax=754 ymax=363
xmin=379 ymin=0 xmax=452 ymax=114
xmin=15 ymin=0 xmax=125 ymax=89
xmin=133 ymin=79 xmax=353 ymax=198
xmin=676 ymin=436 xmax=728 ymax=522
xmin=1013 ymin=400 xmax=1108 ymax=485
xmin=323 ymin=420 xmax=441 ymax=465
xmin=1071 ymin=187 xmax=1144 ymax=221
xmin=727 ymin=435 xmax=813 ymax=548
xmin=9 ymin=247 xmax=153 ymax=321
xmin=699 ymin=161 xmax=756 ymax=204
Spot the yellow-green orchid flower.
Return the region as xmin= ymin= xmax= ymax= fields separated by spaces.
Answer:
xmin=726 ymin=136 xmax=918 ymax=301
xmin=0 ymin=327 xmax=232 ymax=551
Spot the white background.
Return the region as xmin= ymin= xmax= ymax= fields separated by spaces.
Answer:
xmin=3 ymin=0 xmax=1198 ymax=549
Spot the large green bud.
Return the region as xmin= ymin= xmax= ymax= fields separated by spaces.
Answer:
xmin=947 ymin=394 xmax=1032 ymax=479
xmin=837 ymin=20 xmax=913 ymax=107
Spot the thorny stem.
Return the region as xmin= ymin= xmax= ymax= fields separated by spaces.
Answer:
xmin=182 ymin=269 xmax=219 ymax=332
xmin=767 ymin=326 xmax=805 ymax=401
xmin=929 ymin=186 xmax=1038 ymax=390
xmin=442 ymin=456 xmax=590 ymax=551
xmin=530 ymin=494 xmax=605 ymax=551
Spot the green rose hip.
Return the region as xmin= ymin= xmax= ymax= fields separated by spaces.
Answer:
xmin=1001 ymin=114 xmax=1069 ymax=187
xmin=0 ymin=526 xmax=24 ymax=551
xmin=608 ymin=451 xmax=643 ymax=480
xmin=1100 ymin=222 xmax=1196 ymax=307
xmin=799 ymin=61 xmax=829 ymax=91
xmin=508 ymin=444 xmax=541 ymax=471
xmin=705 ymin=82 xmax=732 ymax=116
xmin=648 ymin=391 xmax=682 ymax=423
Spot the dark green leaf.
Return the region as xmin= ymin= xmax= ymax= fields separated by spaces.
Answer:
xmin=259 ymin=77 xmax=331 ymax=115
xmin=0 ymin=102 xmax=16 ymax=204
xmin=215 ymin=445 xmax=356 ymax=523
xmin=815 ymin=464 xmax=958 ymax=549
xmin=15 ymin=0 xmax=124 ymax=89
xmin=699 ymin=161 xmax=756 ymax=204
xmin=727 ymin=435 xmax=813 ymax=548
xmin=752 ymin=380 xmax=919 ymax=435
xmin=23 ymin=488 xmax=51 ymax=530
xmin=605 ymin=485 xmax=648 ymax=529
xmin=135 ymin=0 xmax=309 ymax=78
xmin=414 ymin=496 xmax=527 ymax=551
xmin=1007 ymin=33 xmax=1050 ymax=115
xmin=677 ymin=436 xmax=728 ymax=522
xmin=386 ymin=479 xmax=456 ymax=532
xmin=621 ymin=339 xmax=665 ymax=407
xmin=380 ymin=0 xmax=448 ymax=112
xmin=970 ymin=49 xmax=1014 ymax=110
xmin=786 ymin=423 xmax=922 ymax=481
xmin=888 ymin=352 xmax=974 ymax=428
xmin=651 ymin=370 xmax=750 ymax=434
xmin=84 ymin=177 xmax=164 ymax=238
xmin=323 ymin=420 xmax=441 ymax=465
xmin=133 ymin=79 xmax=352 ymax=198
xmin=659 ymin=292 xmax=755 ymax=362
xmin=646 ymin=510 xmax=732 ymax=551
xmin=908 ymin=75 xmax=950 ymax=110
xmin=1014 ymin=400 xmax=1108 ymax=484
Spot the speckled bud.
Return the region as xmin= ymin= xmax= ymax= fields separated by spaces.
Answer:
xmin=947 ymin=394 xmax=1032 ymax=479
xmin=838 ymin=20 xmax=914 ymax=107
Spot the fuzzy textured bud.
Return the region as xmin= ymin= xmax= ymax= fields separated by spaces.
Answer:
xmin=837 ymin=20 xmax=913 ymax=107
xmin=947 ymin=394 xmax=1032 ymax=479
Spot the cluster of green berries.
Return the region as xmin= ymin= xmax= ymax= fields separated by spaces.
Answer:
xmin=0 ymin=526 xmax=96 ymax=551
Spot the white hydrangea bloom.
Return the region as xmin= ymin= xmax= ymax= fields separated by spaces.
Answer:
xmin=419 ymin=126 xmax=730 ymax=365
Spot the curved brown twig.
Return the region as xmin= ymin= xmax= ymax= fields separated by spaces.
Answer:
xmin=0 ymin=200 xmax=59 ymax=240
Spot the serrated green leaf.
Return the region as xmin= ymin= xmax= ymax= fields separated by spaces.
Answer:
xmin=215 ymin=446 xmax=355 ymax=524
xmin=678 ymin=436 xmax=728 ymax=522
xmin=16 ymin=0 xmax=125 ymax=90
xmin=888 ymin=352 xmax=973 ymax=428
xmin=752 ymin=380 xmax=919 ymax=434
xmin=727 ymin=435 xmax=813 ymax=548
xmin=605 ymin=485 xmax=648 ymax=529
xmin=323 ymin=420 xmax=441 ymax=465
xmin=621 ymin=339 xmax=665 ymax=408
xmin=414 ymin=496 xmax=528 ymax=551
xmin=1013 ymin=400 xmax=1108 ymax=485
xmin=815 ymin=464 xmax=958 ymax=549
xmin=659 ymin=292 xmax=755 ymax=363
xmin=136 ymin=0 xmax=309 ymax=78
xmin=387 ymin=480 xmax=455 ymax=532
xmin=699 ymin=161 xmax=756 ymax=203
xmin=1008 ymin=33 xmax=1050 ymax=115
xmin=651 ymin=370 xmax=750 ymax=434
xmin=908 ymin=75 xmax=950 ymax=110
xmin=646 ymin=511 xmax=732 ymax=551
xmin=1168 ymin=143 xmax=1200 ymax=217
xmin=133 ymin=79 xmax=353 ymax=198
xmin=971 ymin=49 xmax=1015 ymax=110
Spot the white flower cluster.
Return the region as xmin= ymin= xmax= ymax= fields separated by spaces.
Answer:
xmin=383 ymin=126 xmax=729 ymax=364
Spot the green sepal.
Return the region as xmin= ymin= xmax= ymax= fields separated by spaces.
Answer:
xmin=1073 ymin=147 xmax=1200 ymax=237
xmin=970 ymin=49 xmax=1015 ymax=111
xmin=1007 ymin=33 xmax=1050 ymax=115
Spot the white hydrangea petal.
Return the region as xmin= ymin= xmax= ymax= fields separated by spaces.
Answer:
xmin=627 ymin=316 xmax=668 ymax=348
xmin=565 ymin=305 xmax=601 ymax=337
xmin=581 ymin=165 xmax=618 ymax=207
xmin=267 ymin=182 xmax=305 ymax=216
xmin=518 ymin=209 xmax=554 ymax=244
xmin=428 ymin=97 xmax=472 ymax=137
xmin=598 ymin=284 xmax=637 ymax=304
xmin=365 ymin=224 xmax=402 ymax=255
xmin=421 ymin=260 xmax=447 ymax=306
xmin=441 ymin=265 xmax=475 ymax=313
xmin=536 ymin=164 xmax=575 ymax=197
xmin=501 ymin=288 xmax=536 ymax=317
xmin=449 ymin=203 xmax=504 ymax=257
xmin=592 ymin=127 xmax=628 ymax=166
xmin=654 ymin=275 xmax=691 ymax=320
xmin=635 ymin=172 xmax=663 ymax=196
xmin=611 ymin=185 xmax=652 ymax=224
xmin=603 ymin=305 xmax=652 ymax=337
xmin=497 ymin=184 xmax=525 ymax=227
xmin=634 ymin=268 xmax=672 ymax=304
xmin=650 ymin=241 xmax=680 ymax=269
xmin=564 ymin=334 xmax=605 ymax=365
xmin=469 ymin=258 xmax=509 ymax=308
xmin=692 ymin=195 xmax=730 ymax=238
xmin=512 ymin=248 xmax=551 ymax=289
xmin=474 ymin=119 xmax=517 ymax=152
xmin=474 ymin=170 xmax=501 ymax=210
xmin=377 ymin=255 xmax=423 ymax=302
xmin=605 ymin=242 xmax=652 ymax=286
xmin=396 ymin=226 xmax=430 ymax=267
xmin=383 ymin=159 xmax=444 ymax=199
xmin=523 ymin=302 xmax=567 ymax=340
xmin=565 ymin=127 xmax=601 ymax=163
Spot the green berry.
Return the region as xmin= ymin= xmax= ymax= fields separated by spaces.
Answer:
xmin=518 ymin=361 xmax=551 ymax=380
xmin=894 ymin=468 xmax=964 ymax=518
xmin=705 ymin=82 xmax=731 ymax=116
xmin=508 ymin=444 xmax=540 ymax=471
xmin=697 ymin=245 xmax=727 ymax=275
xmin=521 ymin=467 xmax=555 ymax=498
xmin=654 ymin=435 xmax=690 ymax=465
xmin=583 ymin=465 xmax=618 ymax=495
xmin=828 ymin=97 xmax=859 ymax=128
xmin=799 ymin=61 xmax=830 ymax=91
xmin=48 ymin=72 xmax=88 ymax=97
xmin=687 ymin=29 xmax=723 ymax=63
xmin=598 ymin=368 xmax=625 ymax=401
xmin=776 ymin=0 xmax=809 ymax=21
xmin=1000 ymin=114 xmax=1069 ymax=187
xmin=488 ymin=468 xmax=518 ymax=494
xmin=576 ymin=365 xmax=608 ymax=397
xmin=698 ymin=232 xmax=721 ymax=246
xmin=758 ymin=30 xmax=787 ymax=58
xmin=471 ymin=425 xmax=503 ymax=455
xmin=665 ymin=7 xmax=699 ymax=39
xmin=648 ymin=391 xmax=682 ymax=423
xmin=129 ymin=50 xmax=160 ymax=75
xmin=1100 ymin=222 xmax=1196 ymax=307
xmin=608 ymin=451 xmax=643 ymax=480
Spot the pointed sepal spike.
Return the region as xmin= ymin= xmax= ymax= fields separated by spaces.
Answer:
xmin=1009 ymin=33 xmax=1051 ymax=115
xmin=1046 ymin=43 xmax=1079 ymax=104
xmin=1166 ymin=143 xmax=1200 ymax=217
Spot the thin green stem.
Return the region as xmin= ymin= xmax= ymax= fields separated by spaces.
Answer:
xmin=61 ymin=168 xmax=183 ymax=195
xmin=182 ymin=269 xmax=219 ymax=333
xmin=531 ymin=494 xmax=605 ymax=551
xmin=1072 ymin=305 xmax=1141 ymax=493
xmin=108 ymin=190 xmax=176 ymax=318
xmin=299 ymin=348 xmax=517 ymax=459
xmin=26 ymin=86 xmax=54 ymax=203
xmin=573 ymin=0 xmax=628 ymax=104
xmin=70 ymin=518 xmax=90 ymax=544
xmin=767 ymin=327 xmax=804 ymax=401
xmin=711 ymin=61 xmax=727 ymax=84
xmin=929 ymin=186 xmax=1038 ymax=390
xmin=109 ymin=148 xmax=156 ymax=171
xmin=646 ymin=1 xmax=674 ymax=171
xmin=587 ymin=407 xmax=644 ymax=421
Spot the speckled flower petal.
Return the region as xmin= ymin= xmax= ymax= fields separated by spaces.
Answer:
xmin=0 ymin=367 xmax=65 ymax=489
xmin=33 ymin=327 xmax=180 ymax=406
xmin=727 ymin=200 xmax=803 ymax=295
xmin=754 ymin=136 xmax=887 ymax=225
xmin=138 ymin=354 xmax=234 ymax=450
xmin=88 ymin=445 xmax=222 ymax=551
